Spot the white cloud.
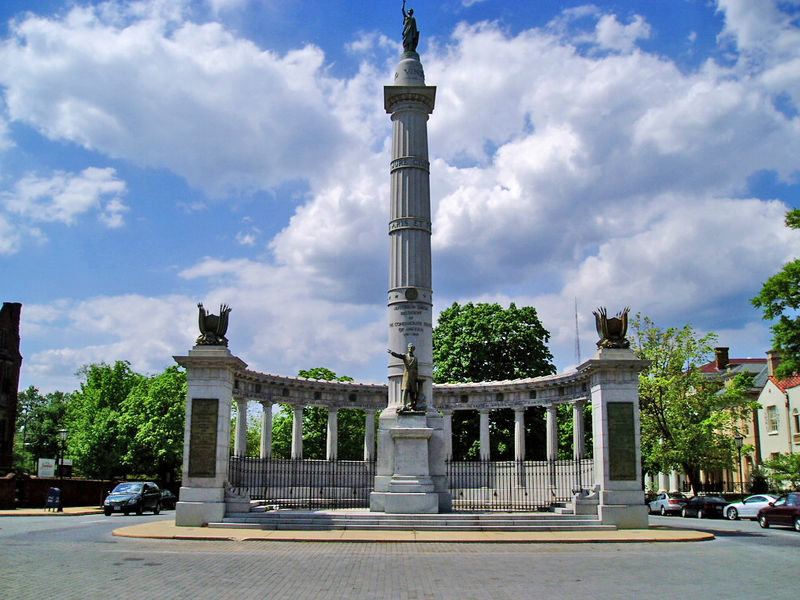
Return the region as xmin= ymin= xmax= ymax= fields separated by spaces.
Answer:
xmin=594 ymin=14 xmax=651 ymax=52
xmin=0 ymin=3 xmax=349 ymax=197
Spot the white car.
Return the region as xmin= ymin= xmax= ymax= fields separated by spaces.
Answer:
xmin=724 ymin=494 xmax=778 ymax=520
xmin=648 ymin=492 xmax=687 ymax=515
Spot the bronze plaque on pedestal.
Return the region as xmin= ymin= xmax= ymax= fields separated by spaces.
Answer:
xmin=607 ymin=402 xmax=636 ymax=480
xmin=188 ymin=398 xmax=219 ymax=478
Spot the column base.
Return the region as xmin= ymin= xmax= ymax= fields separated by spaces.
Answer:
xmin=370 ymin=491 xmax=439 ymax=513
xmin=599 ymin=504 xmax=649 ymax=529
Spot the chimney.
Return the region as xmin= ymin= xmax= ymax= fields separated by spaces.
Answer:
xmin=714 ymin=347 xmax=729 ymax=371
xmin=767 ymin=350 xmax=781 ymax=378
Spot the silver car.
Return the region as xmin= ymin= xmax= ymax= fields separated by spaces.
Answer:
xmin=724 ymin=494 xmax=778 ymax=520
xmin=649 ymin=492 xmax=687 ymax=516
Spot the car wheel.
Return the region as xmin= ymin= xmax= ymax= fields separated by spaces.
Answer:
xmin=153 ymin=502 xmax=161 ymax=515
xmin=697 ymin=508 xmax=705 ymax=519
xmin=726 ymin=507 xmax=738 ymax=520
xmin=681 ymin=507 xmax=689 ymax=518
xmin=660 ymin=506 xmax=666 ymax=516
xmin=759 ymin=515 xmax=769 ymax=528
xmin=103 ymin=508 xmax=112 ymax=517
xmin=794 ymin=517 xmax=800 ymax=533
xmin=135 ymin=503 xmax=143 ymax=516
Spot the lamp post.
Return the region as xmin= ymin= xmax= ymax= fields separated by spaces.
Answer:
xmin=734 ymin=433 xmax=744 ymax=499
xmin=57 ymin=428 xmax=68 ymax=512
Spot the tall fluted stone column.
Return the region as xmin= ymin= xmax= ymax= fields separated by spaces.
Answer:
xmin=479 ymin=409 xmax=491 ymax=461
xmin=573 ymin=400 xmax=586 ymax=460
xmin=291 ymin=405 xmax=304 ymax=460
xmin=234 ymin=398 xmax=248 ymax=457
xmin=514 ymin=408 xmax=526 ymax=461
xmin=364 ymin=409 xmax=377 ymax=461
xmin=546 ymin=404 xmax=558 ymax=461
xmin=173 ymin=346 xmax=247 ymax=527
xmin=370 ymin=45 xmax=450 ymax=513
xmin=326 ymin=408 xmax=338 ymax=461
xmin=441 ymin=410 xmax=453 ymax=461
xmin=259 ymin=400 xmax=272 ymax=459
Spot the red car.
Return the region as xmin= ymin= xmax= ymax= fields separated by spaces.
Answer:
xmin=757 ymin=492 xmax=800 ymax=532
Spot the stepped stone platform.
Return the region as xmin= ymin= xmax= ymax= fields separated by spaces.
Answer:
xmin=209 ymin=509 xmax=616 ymax=532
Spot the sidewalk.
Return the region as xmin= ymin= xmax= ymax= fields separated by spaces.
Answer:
xmin=112 ymin=519 xmax=715 ymax=543
xmin=0 ymin=506 xmax=103 ymax=516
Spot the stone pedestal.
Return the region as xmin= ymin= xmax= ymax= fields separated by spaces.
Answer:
xmin=579 ymin=347 xmax=650 ymax=528
xmin=173 ymin=346 xmax=247 ymax=526
xmin=370 ymin=411 xmax=450 ymax=513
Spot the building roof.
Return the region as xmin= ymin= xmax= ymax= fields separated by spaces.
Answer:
xmin=699 ymin=358 xmax=766 ymax=374
xmin=768 ymin=375 xmax=800 ymax=393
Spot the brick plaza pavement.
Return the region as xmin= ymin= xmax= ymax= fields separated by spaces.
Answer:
xmin=2 ymin=532 xmax=796 ymax=600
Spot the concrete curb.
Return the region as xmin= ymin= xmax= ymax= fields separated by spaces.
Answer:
xmin=112 ymin=520 xmax=715 ymax=544
xmin=0 ymin=507 xmax=104 ymax=517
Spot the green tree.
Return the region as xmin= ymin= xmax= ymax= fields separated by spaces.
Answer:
xmin=118 ymin=366 xmax=186 ymax=482
xmin=66 ymin=361 xmax=144 ymax=479
xmin=433 ymin=302 xmax=556 ymax=460
xmin=14 ymin=386 xmax=70 ymax=473
xmin=631 ymin=315 xmax=757 ymax=493
xmin=271 ymin=368 xmax=368 ymax=460
xmin=762 ymin=452 xmax=800 ymax=489
xmin=752 ymin=208 xmax=800 ymax=378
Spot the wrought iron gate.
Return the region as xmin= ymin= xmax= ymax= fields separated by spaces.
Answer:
xmin=447 ymin=459 xmax=594 ymax=511
xmin=228 ymin=456 xmax=376 ymax=510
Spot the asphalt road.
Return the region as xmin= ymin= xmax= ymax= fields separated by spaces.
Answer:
xmin=1 ymin=513 xmax=798 ymax=600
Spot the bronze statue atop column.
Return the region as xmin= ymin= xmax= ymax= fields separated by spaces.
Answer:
xmin=593 ymin=306 xmax=630 ymax=349
xmin=402 ymin=0 xmax=419 ymax=53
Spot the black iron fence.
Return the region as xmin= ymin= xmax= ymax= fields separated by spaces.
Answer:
xmin=447 ymin=459 xmax=595 ymax=511
xmin=228 ymin=457 xmax=376 ymax=510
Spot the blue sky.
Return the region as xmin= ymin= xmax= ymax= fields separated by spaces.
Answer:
xmin=1 ymin=0 xmax=799 ymax=393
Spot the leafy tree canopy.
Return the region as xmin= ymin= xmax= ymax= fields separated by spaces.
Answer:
xmin=433 ymin=302 xmax=557 ymax=460
xmin=762 ymin=452 xmax=800 ymax=489
xmin=631 ymin=315 xmax=757 ymax=493
xmin=752 ymin=208 xmax=800 ymax=378
xmin=433 ymin=302 xmax=555 ymax=383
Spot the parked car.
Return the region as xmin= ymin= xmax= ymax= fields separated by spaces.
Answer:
xmin=724 ymin=494 xmax=778 ymax=520
xmin=160 ymin=489 xmax=177 ymax=510
xmin=681 ymin=495 xmax=727 ymax=518
xmin=103 ymin=481 xmax=162 ymax=516
xmin=648 ymin=492 xmax=687 ymax=515
xmin=757 ymin=492 xmax=800 ymax=531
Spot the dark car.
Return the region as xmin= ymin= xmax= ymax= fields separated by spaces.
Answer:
xmin=160 ymin=489 xmax=177 ymax=510
xmin=757 ymin=492 xmax=800 ymax=531
xmin=680 ymin=495 xmax=727 ymax=518
xmin=103 ymin=481 xmax=162 ymax=516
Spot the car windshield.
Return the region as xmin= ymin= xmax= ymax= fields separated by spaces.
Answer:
xmin=668 ymin=494 xmax=686 ymax=499
xmin=112 ymin=483 xmax=143 ymax=494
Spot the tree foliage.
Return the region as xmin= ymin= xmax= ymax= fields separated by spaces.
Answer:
xmin=631 ymin=315 xmax=757 ymax=493
xmin=762 ymin=452 xmax=800 ymax=489
xmin=433 ymin=302 xmax=555 ymax=383
xmin=433 ymin=302 xmax=557 ymax=460
xmin=752 ymin=208 xmax=800 ymax=378
xmin=271 ymin=368 xmax=367 ymax=460
xmin=14 ymin=386 xmax=70 ymax=473
xmin=118 ymin=366 xmax=186 ymax=482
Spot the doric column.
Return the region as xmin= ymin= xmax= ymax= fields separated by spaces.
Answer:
xmin=573 ymin=400 xmax=586 ymax=460
xmin=326 ymin=407 xmax=338 ymax=461
xmin=669 ymin=471 xmax=680 ymax=493
xmin=291 ymin=405 xmax=303 ymax=459
xmin=259 ymin=400 xmax=273 ymax=459
xmin=659 ymin=472 xmax=669 ymax=492
xmin=441 ymin=409 xmax=453 ymax=461
xmin=514 ymin=408 xmax=526 ymax=461
xmin=364 ymin=409 xmax=376 ymax=461
xmin=234 ymin=398 xmax=248 ymax=457
xmin=479 ymin=409 xmax=491 ymax=461
xmin=546 ymin=404 xmax=558 ymax=461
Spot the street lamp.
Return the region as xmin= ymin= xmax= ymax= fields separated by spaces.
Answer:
xmin=734 ymin=433 xmax=744 ymax=499
xmin=57 ymin=428 xmax=68 ymax=512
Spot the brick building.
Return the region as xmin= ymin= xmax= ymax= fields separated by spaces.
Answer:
xmin=0 ymin=302 xmax=22 ymax=474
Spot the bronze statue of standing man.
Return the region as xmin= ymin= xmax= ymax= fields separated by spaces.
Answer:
xmin=402 ymin=0 xmax=419 ymax=53
xmin=388 ymin=343 xmax=420 ymax=411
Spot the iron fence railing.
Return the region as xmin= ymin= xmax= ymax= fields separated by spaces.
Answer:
xmin=447 ymin=459 xmax=595 ymax=511
xmin=228 ymin=456 xmax=376 ymax=510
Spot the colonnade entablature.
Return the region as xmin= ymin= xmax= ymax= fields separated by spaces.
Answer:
xmin=231 ymin=367 xmax=591 ymax=412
